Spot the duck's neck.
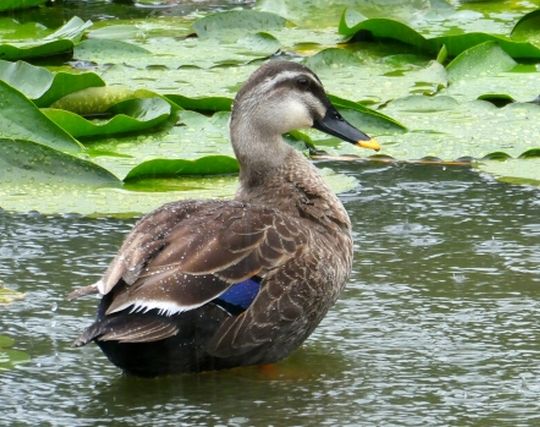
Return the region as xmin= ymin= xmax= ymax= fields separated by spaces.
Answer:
xmin=231 ymin=120 xmax=351 ymax=232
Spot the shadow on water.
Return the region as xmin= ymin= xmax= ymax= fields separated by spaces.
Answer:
xmin=1 ymin=162 xmax=539 ymax=425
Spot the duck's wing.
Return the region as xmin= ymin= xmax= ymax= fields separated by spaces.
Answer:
xmin=92 ymin=199 xmax=307 ymax=318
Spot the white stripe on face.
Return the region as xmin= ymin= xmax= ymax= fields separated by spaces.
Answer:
xmin=257 ymin=70 xmax=321 ymax=94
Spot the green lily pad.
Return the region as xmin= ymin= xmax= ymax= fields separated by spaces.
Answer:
xmin=124 ymin=155 xmax=240 ymax=182
xmin=192 ymin=10 xmax=287 ymax=38
xmin=50 ymin=86 xmax=154 ymax=116
xmin=0 ymin=138 xmax=121 ymax=186
xmin=74 ymin=38 xmax=152 ymax=65
xmin=339 ymin=9 xmax=540 ymax=59
xmin=166 ymin=94 xmax=232 ymax=113
xmin=375 ymin=96 xmax=540 ymax=161
xmin=0 ymin=59 xmax=105 ymax=107
xmin=86 ymin=110 xmax=233 ymax=179
xmin=0 ymin=164 xmax=356 ymax=216
xmin=328 ymin=94 xmax=407 ymax=134
xmin=0 ymin=16 xmax=92 ymax=61
xmin=304 ymin=47 xmax=448 ymax=105
xmin=0 ymin=335 xmax=30 ymax=371
xmin=43 ymin=97 xmax=173 ymax=139
xmin=0 ymin=0 xmax=45 ymax=12
xmin=0 ymin=80 xmax=82 ymax=153
xmin=447 ymin=41 xmax=517 ymax=83
xmin=511 ymin=9 xmax=540 ymax=47
xmin=444 ymin=46 xmax=540 ymax=102
xmin=476 ymin=158 xmax=540 ymax=186
xmin=0 ymin=284 xmax=25 ymax=304
xmin=75 ymin=31 xmax=280 ymax=69
xmin=99 ymin=62 xmax=257 ymax=99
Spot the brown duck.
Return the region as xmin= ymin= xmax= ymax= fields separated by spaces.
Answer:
xmin=70 ymin=61 xmax=380 ymax=376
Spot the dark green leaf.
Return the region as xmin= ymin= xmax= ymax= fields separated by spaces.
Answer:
xmin=51 ymin=86 xmax=151 ymax=115
xmin=0 ymin=80 xmax=82 ymax=153
xmin=193 ymin=10 xmax=287 ymax=38
xmin=0 ymin=138 xmax=120 ymax=186
xmin=124 ymin=155 xmax=239 ymax=182
xmin=0 ymin=0 xmax=45 ymax=12
xmin=511 ymin=9 xmax=540 ymax=47
xmin=0 ymin=16 xmax=92 ymax=61
xmin=166 ymin=94 xmax=232 ymax=112
xmin=447 ymin=41 xmax=517 ymax=83
xmin=43 ymin=97 xmax=173 ymax=138
xmin=0 ymin=59 xmax=105 ymax=107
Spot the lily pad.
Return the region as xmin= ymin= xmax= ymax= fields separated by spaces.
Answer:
xmin=0 ymin=0 xmax=45 ymax=12
xmin=0 ymin=138 xmax=121 ymax=186
xmin=375 ymin=96 xmax=540 ymax=161
xmin=304 ymin=47 xmax=448 ymax=105
xmin=43 ymin=97 xmax=173 ymax=139
xmin=476 ymin=158 xmax=540 ymax=186
xmin=444 ymin=53 xmax=540 ymax=103
xmin=0 ymin=16 xmax=92 ymax=61
xmin=0 ymin=59 xmax=105 ymax=107
xmin=75 ymin=31 xmax=280 ymax=69
xmin=511 ymin=9 xmax=540 ymax=47
xmin=192 ymin=10 xmax=287 ymax=38
xmin=99 ymin=63 xmax=257 ymax=99
xmin=50 ymin=86 xmax=153 ymax=116
xmin=328 ymin=94 xmax=407 ymax=134
xmin=166 ymin=94 xmax=232 ymax=113
xmin=0 ymin=284 xmax=25 ymax=304
xmin=446 ymin=41 xmax=517 ymax=83
xmin=0 ymin=80 xmax=82 ymax=153
xmin=0 ymin=165 xmax=356 ymax=216
xmin=339 ymin=9 xmax=540 ymax=59
xmin=124 ymin=155 xmax=240 ymax=182
xmin=0 ymin=335 xmax=30 ymax=371
xmin=86 ymin=110 xmax=233 ymax=179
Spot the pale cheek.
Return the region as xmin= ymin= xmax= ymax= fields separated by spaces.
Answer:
xmin=279 ymin=100 xmax=312 ymax=131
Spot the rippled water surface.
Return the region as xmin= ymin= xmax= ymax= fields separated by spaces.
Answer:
xmin=1 ymin=163 xmax=539 ymax=426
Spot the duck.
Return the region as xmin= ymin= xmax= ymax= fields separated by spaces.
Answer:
xmin=69 ymin=60 xmax=380 ymax=377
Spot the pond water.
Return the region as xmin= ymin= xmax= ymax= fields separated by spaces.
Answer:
xmin=1 ymin=162 xmax=539 ymax=426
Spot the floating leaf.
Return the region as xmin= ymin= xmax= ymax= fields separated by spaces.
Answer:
xmin=445 ymin=64 xmax=540 ymax=103
xmin=0 ymin=284 xmax=25 ymax=304
xmin=192 ymin=10 xmax=287 ymax=38
xmin=304 ymin=47 xmax=447 ymax=105
xmin=0 ymin=335 xmax=30 ymax=371
xmin=166 ymin=94 xmax=232 ymax=113
xmin=50 ymin=86 xmax=152 ymax=116
xmin=86 ymin=110 xmax=233 ymax=179
xmin=0 ymin=0 xmax=45 ymax=12
xmin=0 ymin=138 xmax=121 ymax=186
xmin=0 ymin=59 xmax=105 ymax=107
xmin=0 ymin=16 xmax=92 ymax=61
xmin=43 ymin=97 xmax=173 ymax=139
xmin=328 ymin=94 xmax=407 ymax=134
xmin=74 ymin=38 xmax=152 ymax=65
xmin=75 ymin=32 xmax=280 ymax=69
xmin=339 ymin=9 xmax=540 ymax=59
xmin=375 ymin=96 xmax=540 ymax=161
xmin=0 ymin=80 xmax=82 ymax=153
xmin=476 ymin=158 xmax=540 ymax=186
xmin=511 ymin=9 xmax=540 ymax=47
xmin=124 ymin=155 xmax=239 ymax=182
xmin=447 ymin=41 xmax=517 ymax=83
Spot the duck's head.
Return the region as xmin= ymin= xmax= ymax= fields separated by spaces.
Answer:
xmin=231 ymin=61 xmax=380 ymax=152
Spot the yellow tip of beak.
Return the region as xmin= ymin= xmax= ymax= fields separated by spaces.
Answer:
xmin=356 ymin=138 xmax=381 ymax=152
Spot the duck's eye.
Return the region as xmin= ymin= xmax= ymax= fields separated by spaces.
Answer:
xmin=295 ymin=77 xmax=310 ymax=90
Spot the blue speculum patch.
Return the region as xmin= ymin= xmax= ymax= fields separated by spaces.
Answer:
xmin=216 ymin=278 xmax=261 ymax=310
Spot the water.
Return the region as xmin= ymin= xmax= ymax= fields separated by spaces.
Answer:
xmin=1 ymin=162 xmax=539 ymax=426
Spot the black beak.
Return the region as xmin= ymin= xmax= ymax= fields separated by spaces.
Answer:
xmin=313 ymin=107 xmax=380 ymax=151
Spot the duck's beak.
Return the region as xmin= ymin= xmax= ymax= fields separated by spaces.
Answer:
xmin=313 ymin=107 xmax=381 ymax=152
